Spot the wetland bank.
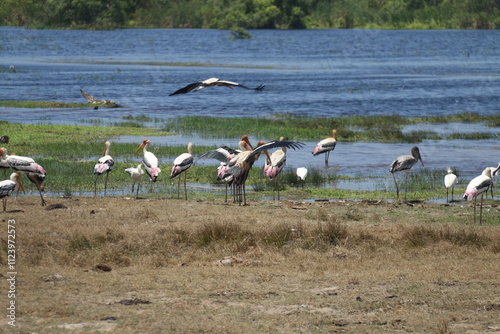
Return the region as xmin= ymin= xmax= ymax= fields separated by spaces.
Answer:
xmin=1 ymin=115 xmax=499 ymax=332
xmin=1 ymin=28 xmax=499 ymax=333
xmin=3 ymin=196 xmax=499 ymax=333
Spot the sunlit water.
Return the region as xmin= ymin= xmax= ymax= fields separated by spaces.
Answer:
xmin=0 ymin=28 xmax=499 ymax=201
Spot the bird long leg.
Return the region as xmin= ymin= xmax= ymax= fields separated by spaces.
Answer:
xmin=243 ymin=182 xmax=247 ymax=206
xmin=446 ymin=188 xmax=449 ymax=203
xmin=451 ymin=187 xmax=454 ymax=202
xmin=325 ymin=151 xmax=329 ymax=166
xmin=136 ymin=183 xmax=140 ymax=199
xmin=184 ymin=171 xmax=188 ymax=200
xmin=392 ymin=173 xmax=400 ymax=199
xmin=404 ymin=172 xmax=408 ymax=202
xmin=177 ymin=176 xmax=181 ymax=199
xmin=131 ymin=183 xmax=135 ymax=193
xmin=473 ymin=196 xmax=477 ymax=224
xmin=277 ymin=173 xmax=281 ymax=201
xmin=224 ymin=183 xmax=228 ymax=203
xmin=104 ymin=172 xmax=109 ymax=196
xmin=36 ymin=184 xmax=46 ymax=206
xmin=479 ymin=193 xmax=484 ymax=225
xmin=2 ymin=198 xmax=7 ymax=212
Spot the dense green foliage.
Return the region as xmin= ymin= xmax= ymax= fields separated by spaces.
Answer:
xmin=0 ymin=0 xmax=498 ymax=30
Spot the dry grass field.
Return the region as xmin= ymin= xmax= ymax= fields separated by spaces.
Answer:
xmin=1 ymin=196 xmax=499 ymax=333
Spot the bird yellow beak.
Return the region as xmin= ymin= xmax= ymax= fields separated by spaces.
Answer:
xmin=134 ymin=143 xmax=144 ymax=155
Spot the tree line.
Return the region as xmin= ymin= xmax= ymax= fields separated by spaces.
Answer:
xmin=1 ymin=0 xmax=498 ymax=30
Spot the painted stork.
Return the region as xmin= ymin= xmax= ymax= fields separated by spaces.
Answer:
xmin=26 ymin=172 xmax=46 ymax=206
xmin=170 ymin=142 xmax=194 ymax=200
xmin=93 ymin=141 xmax=114 ymax=196
xmin=224 ymin=138 xmax=305 ymax=205
xmin=0 ymin=173 xmax=24 ymax=212
xmin=265 ymin=137 xmax=287 ymax=200
xmin=486 ymin=165 xmax=499 ymax=199
xmin=125 ymin=164 xmax=144 ymax=199
xmin=444 ymin=167 xmax=458 ymax=203
xmin=389 ymin=146 xmax=424 ymax=201
xmin=0 ymin=147 xmax=46 ymax=206
xmin=312 ymin=129 xmax=337 ymax=166
xmin=296 ymin=167 xmax=308 ymax=189
xmin=135 ymin=139 xmax=161 ymax=183
xmin=199 ymin=140 xmax=249 ymax=203
xmin=463 ymin=166 xmax=499 ymax=225
xmin=169 ymin=78 xmax=265 ymax=96
xmin=0 ymin=147 xmax=46 ymax=176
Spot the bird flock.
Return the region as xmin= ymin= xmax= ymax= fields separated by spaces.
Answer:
xmin=1 ymin=128 xmax=499 ymax=224
xmin=1 ymin=77 xmax=499 ymax=224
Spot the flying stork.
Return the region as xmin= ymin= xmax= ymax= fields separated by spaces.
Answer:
xmin=169 ymin=78 xmax=265 ymax=96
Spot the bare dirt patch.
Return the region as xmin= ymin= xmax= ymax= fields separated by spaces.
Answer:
xmin=1 ymin=196 xmax=499 ymax=333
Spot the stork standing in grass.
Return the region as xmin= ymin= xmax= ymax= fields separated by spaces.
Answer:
xmin=135 ymin=139 xmax=161 ymax=183
xmin=389 ymin=146 xmax=424 ymax=201
xmin=93 ymin=141 xmax=114 ymax=196
xmin=1 ymin=147 xmax=46 ymax=206
xmin=26 ymin=172 xmax=46 ymax=206
xmin=224 ymin=138 xmax=305 ymax=205
xmin=199 ymin=141 xmax=248 ymax=203
xmin=486 ymin=165 xmax=498 ymax=199
xmin=170 ymin=142 xmax=194 ymax=200
xmin=0 ymin=173 xmax=24 ymax=212
xmin=444 ymin=167 xmax=458 ymax=203
xmin=312 ymin=129 xmax=337 ymax=166
xmin=265 ymin=137 xmax=287 ymax=200
xmin=463 ymin=165 xmax=499 ymax=225
xmin=125 ymin=164 xmax=144 ymax=199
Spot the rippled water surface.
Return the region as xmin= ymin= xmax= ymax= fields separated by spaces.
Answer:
xmin=0 ymin=27 xmax=499 ymax=194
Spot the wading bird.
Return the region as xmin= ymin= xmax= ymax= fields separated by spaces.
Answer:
xmin=444 ymin=167 xmax=458 ymax=203
xmin=26 ymin=172 xmax=46 ymax=206
xmin=389 ymin=146 xmax=424 ymax=201
xmin=296 ymin=167 xmax=308 ymax=189
xmin=169 ymin=78 xmax=265 ymax=96
xmin=463 ymin=166 xmax=499 ymax=224
xmin=1 ymin=147 xmax=46 ymax=206
xmin=224 ymin=138 xmax=305 ymax=205
xmin=486 ymin=165 xmax=499 ymax=199
xmin=170 ymin=143 xmax=194 ymax=200
xmin=199 ymin=140 xmax=250 ymax=203
xmin=265 ymin=137 xmax=287 ymax=200
xmin=0 ymin=173 xmax=24 ymax=212
xmin=312 ymin=129 xmax=337 ymax=166
xmin=135 ymin=139 xmax=161 ymax=183
xmin=125 ymin=164 xmax=144 ymax=199
xmin=93 ymin=141 xmax=114 ymax=196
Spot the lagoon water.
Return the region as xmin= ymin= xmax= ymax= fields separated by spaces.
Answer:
xmin=0 ymin=27 xmax=499 ymax=197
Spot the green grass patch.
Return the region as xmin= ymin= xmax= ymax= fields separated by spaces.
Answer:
xmin=0 ymin=122 xmax=174 ymax=157
xmin=165 ymin=113 xmax=499 ymax=142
